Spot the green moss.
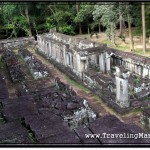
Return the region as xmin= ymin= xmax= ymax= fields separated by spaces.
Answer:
xmin=145 ymin=97 xmax=150 ymax=101
xmin=0 ymin=60 xmax=4 ymax=69
xmin=0 ymin=138 xmax=18 ymax=144
xmin=64 ymin=76 xmax=91 ymax=94
xmin=134 ymin=77 xmax=140 ymax=85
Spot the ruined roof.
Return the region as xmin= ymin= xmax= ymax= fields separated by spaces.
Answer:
xmin=76 ymin=44 xmax=106 ymax=54
xmin=106 ymin=47 xmax=150 ymax=65
xmin=128 ymin=74 xmax=150 ymax=87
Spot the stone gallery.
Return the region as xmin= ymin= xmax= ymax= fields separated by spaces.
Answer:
xmin=0 ymin=30 xmax=150 ymax=144
xmin=37 ymin=30 xmax=150 ymax=113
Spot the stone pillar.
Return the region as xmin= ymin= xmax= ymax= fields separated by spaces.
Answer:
xmin=85 ymin=56 xmax=89 ymax=72
xmin=46 ymin=42 xmax=48 ymax=55
xmin=66 ymin=53 xmax=69 ymax=66
xmin=76 ymin=54 xmax=82 ymax=77
xmin=49 ymin=42 xmax=51 ymax=57
xmin=99 ymin=53 xmax=105 ymax=73
xmin=51 ymin=42 xmax=53 ymax=58
xmin=116 ymin=76 xmax=129 ymax=108
xmin=42 ymin=39 xmax=45 ymax=53
xmin=63 ymin=46 xmax=66 ymax=66
xmin=143 ymin=67 xmax=149 ymax=78
xmin=69 ymin=53 xmax=73 ymax=68
xmin=106 ymin=52 xmax=110 ymax=72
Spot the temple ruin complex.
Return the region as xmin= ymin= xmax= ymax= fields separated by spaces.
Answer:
xmin=34 ymin=29 xmax=150 ymax=113
xmin=1 ymin=30 xmax=150 ymax=144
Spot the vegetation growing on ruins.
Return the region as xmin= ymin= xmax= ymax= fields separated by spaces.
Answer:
xmin=64 ymin=75 xmax=91 ymax=94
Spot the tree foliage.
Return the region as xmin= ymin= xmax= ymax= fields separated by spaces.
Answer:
xmin=0 ymin=1 xmax=149 ymax=44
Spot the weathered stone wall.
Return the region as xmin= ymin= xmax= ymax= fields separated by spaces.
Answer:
xmin=36 ymin=31 xmax=150 ymax=112
xmin=0 ymin=36 xmax=35 ymax=50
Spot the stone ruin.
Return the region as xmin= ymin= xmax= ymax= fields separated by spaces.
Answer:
xmin=36 ymin=30 xmax=150 ymax=114
xmin=18 ymin=49 xmax=50 ymax=79
xmin=1 ymin=50 xmax=26 ymax=83
xmin=0 ymin=36 xmax=35 ymax=51
xmin=55 ymin=77 xmax=96 ymax=129
xmin=0 ymin=71 xmax=149 ymax=144
xmin=0 ymin=32 xmax=150 ymax=144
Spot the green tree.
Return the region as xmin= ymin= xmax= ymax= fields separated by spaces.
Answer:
xmin=74 ymin=4 xmax=94 ymax=34
xmin=93 ymin=3 xmax=119 ymax=46
xmin=141 ymin=2 xmax=146 ymax=53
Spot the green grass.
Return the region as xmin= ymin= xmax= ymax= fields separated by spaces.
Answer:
xmin=145 ymin=97 xmax=150 ymax=101
xmin=64 ymin=75 xmax=91 ymax=94
xmin=116 ymin=44 xmax=130 ymax=51
xmin=133 ymin=48 xmax=150 ymax=57
xmin=102 ymin=40 xmax=111 ymax=45
xmin=132 ymin=108 xmax=141 ymax=113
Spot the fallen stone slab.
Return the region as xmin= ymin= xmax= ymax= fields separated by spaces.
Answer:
xmin=0 ymin=120 xmax=31 ymax=144
xmin=88 ymin=115 xmax=148 ymax=144
xmin=39 ymin=131 xmax=81 ymax=144
xmin=24 ymin=112 xmax=80 ymax=143
xmin=2 ymin=95 xmax=34 ymax=105
xmin=67 ymin=102 xmax=80 ymax=110
xmin=3 ymin=99 xmax=38 ymax=121
xmin=74 ymin=126 xmax=101 ymax=144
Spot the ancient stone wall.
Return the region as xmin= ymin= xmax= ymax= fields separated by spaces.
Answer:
xmin=34 ymin=31 xmax=150 ymax=112
xmin=0 ymin=36 xmax=35 ymax=50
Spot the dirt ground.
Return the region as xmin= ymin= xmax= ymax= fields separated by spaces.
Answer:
xmin=74 ymin=31 xmax=150 ymax=57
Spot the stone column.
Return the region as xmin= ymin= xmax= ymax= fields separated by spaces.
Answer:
xmin=116 ymin=76 xmax=129 ymax=108
xmin=106 ymin=52 xmax=110 ymax=72
xmin=63 ymin=46 xmax=66 ymax=66
xmin=143 ymin=67 xmax=149 ymax=78
xmin=69 ymin=53 xmax=73 ymax=68
xmin=51 ymin=42 xmax=54 ymax=59
xmin=85 ymin=56 xmax=89 ymax=72
xmin=76 ymin=54 xmax=82 ymax=77
xmin=99 ymin=53 xmax=105 ymax=73
xmin=49 ymin=42 xmax=51 ymax=57
xmin=66 ymin=53 xmax=70 ymax=66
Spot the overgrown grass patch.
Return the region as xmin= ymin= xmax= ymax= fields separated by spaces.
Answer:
xmin=64 ymin=75 xmax=91 ymax=94
xmin=116 ymin=44 xmax=130 ymax=51
xmin=134 ymin=48 xmax=150 ymax=57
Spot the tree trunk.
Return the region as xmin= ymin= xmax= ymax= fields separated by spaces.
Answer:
xmin=141 ymin=2 xmax=146 ymax=53
xmin=79 ymin=22 xmax=82 ymax=34
xmin=76 ymin=4 xmax=82 ymax=34
xmin=119 ymin=2 xmax=123 ymax=37
xmin=87 ymin=24 xmax=90 ymax=34
xmin=99 ymin=22 xmax=101 ymax=33
xmin=33 ymin=20 xmax=38 ymax=35
xmin=127 ymin=5 xmax=134 ymax=51
xmin=25 ymin=5 xmax=32 ymax=36
xmin=111 ymin=22 xmax=115 ymax=46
